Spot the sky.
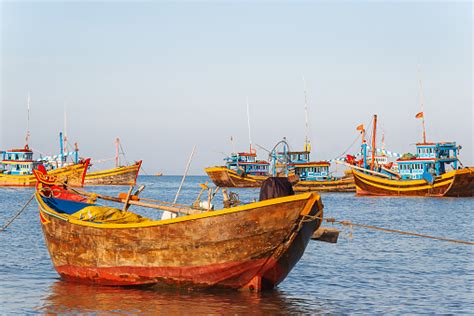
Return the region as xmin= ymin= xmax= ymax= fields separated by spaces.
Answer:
xmin=1 ymin=1 xmax=472 ymax=175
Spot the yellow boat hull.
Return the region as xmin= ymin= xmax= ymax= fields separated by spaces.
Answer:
xmin=84 ymin=161 xmax=142 ymax=186
xmin=293 ymin=175 xmax=355 ymax=192
xmin=0 ymin=160 xmax=89 ymax=187
xmin=352 ymin=167 xmax=474 ymax=197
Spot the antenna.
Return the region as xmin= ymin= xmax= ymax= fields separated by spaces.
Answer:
xmin=370 ymin=114 xmax=377 ymax=171
xmin=418 ymin=65 xmax=427 ymax=143
xmin=63 ymin=105 xmax=68 ymax=156
xmin=25 ymin=93 xmax=31 ymax=148
xmin=246 ymin=97 xmax=253 ymax=153
xmin=303 ymin=76 xmax=311 ymax=152
xmin=230 ymin=136 xmax=236 ymax=154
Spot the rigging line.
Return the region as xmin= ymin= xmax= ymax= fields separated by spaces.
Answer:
xmin=119 ymin=143 xmax=130 ymax=165
xmin=321 ymin=217 xmax=474 ymax=246
xmin=91 ymin=157 xmax=116 ymax=164
xmin=365 ymin=116 xmax=374 ymax=145
xmin=139 ymin=165 xmax=149 ymax=176
xmin=0 ymin=194 xmax=35 ymax=232
xmin=333 ymin=132 xmax=361 ymax=160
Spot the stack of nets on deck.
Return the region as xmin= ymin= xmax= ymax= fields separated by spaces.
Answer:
xmin=71 ymin=206 xmax=150 ymax=224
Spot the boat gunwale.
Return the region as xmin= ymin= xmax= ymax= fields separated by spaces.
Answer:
xmin=352 ymin=167 xmax=461 ymax=187
xmin=205 ymin=166 xmax=268 ymax=181
xmin=36 ymin=191 xmax=318 ymax=229
xmin=85 ymin=161 xmax=141 ymax=178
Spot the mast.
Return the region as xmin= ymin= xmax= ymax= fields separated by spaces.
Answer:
xmin=63 ymin=106 xmax=68 ymax=157
xmin=74 ymin=142 xmax=79 ymax=164
xmin=230 ymin=136 xmax=235 ymax=154
xmin=59 ymin=132 xmax=64 ymax=167
xmin=356 ymin=123 xmax=367 ymax=168
xmin=381 ymin=131 xmax=385 ymax=151
xmin=418 ymin=72 xmax=427 ymax=143
xmin=370 ymin=114 xmax=377 ymax=171
xmin=25 ymin=93 xmax=31 ymax=148
xmin=246 ymin=97 xmax=253 ymax=153
xmin=115 ymin=138 xmax=120 ymax=168
xmin=303 ymin=76 xmax=311 ymax=153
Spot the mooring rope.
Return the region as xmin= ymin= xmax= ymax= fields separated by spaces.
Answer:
xmin=321 ymin=216 xmax=474 ymax=245
xmin=0 ymin=194 xmax=35 ymax=232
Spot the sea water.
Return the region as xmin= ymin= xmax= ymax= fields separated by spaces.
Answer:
xmin=0 ymin=176 xmax=472 ymax=314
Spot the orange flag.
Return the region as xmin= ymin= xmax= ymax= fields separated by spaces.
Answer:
xmin=415 ymin=111 xmax=424 ymax=119
xmin=356 ymin=124 xmax=364 ymax=131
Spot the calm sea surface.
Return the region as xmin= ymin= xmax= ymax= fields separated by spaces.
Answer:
xmin=0 ymin=176 xmax=472 ymax=314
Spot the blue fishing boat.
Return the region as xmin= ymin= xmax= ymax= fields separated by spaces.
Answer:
xmin=290 ymin=144 xmax=355 ymax=192
xmin=0 ymin=144 xmax=89 ymax=187
xmin=205 ymin=147 xmax=270 ymax=188
xmin=350 ymin=114 xmax=474 ymax=197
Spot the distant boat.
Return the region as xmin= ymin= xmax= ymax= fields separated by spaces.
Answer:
xmin=292 ymin=161 xmax=355 ymax=192
xmin=280 ymin=78 xmax=355 ymax=193
xmin=0 ymin=96 xmax=89 ymax=187
xmin=206 ymin=100 xmax=276 ymax=188
xmin=155 ymin=172 xmax=163 ymax=177
xmin=33 ymin=169 xmax=324 ymax=291
xmin=205 ymin=149 xmax=270 ymax=188
xmin=0 ymin=145 xmax=89 ymax=187
xmin=84 ymin=138 xmax=142 ymax=186
xmin=349 ymin=114 xmax=474 ymax=197
xmin=84 ymin=161 xmax=142 ymax=186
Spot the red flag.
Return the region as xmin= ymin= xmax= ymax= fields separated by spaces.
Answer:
xmin=415 ymin=111 xmax=424 ymax=119
xmin=356 ymin=124 xmax=364 ymax=131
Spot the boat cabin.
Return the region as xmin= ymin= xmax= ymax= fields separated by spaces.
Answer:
xmin=397 ymin=142 xmax=459 ymax=180
xmin=225 ymin=152 xmax=269 ymax=176
xmin=292 ymin=161 xmax=331 ymax=181
xmin=287 ymin=151 xmax=311 ymax=164
xmin=1 ymin=147 xmax=39 ymax=175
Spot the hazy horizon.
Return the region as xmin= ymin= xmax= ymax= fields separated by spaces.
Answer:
xmin=1 ymin=2 xmax=472 ymax=175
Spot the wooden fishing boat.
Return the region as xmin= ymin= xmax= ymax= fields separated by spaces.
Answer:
xmin=352 ymin=163 xmax=474 ymax=197
xmin=350 ymin=115 xmax=474 ymax=197
xmin=83 ymin=138 xmax=142 ymax=186
xmin=0 ymin=146 xmax=90 ymax=187
xmin=206 ymin=140 xmax=302 ymax=188
xmin=292 ymin=162 xmax=356 ymax=192
xmin=293 ymin=165 xmax=356 ymax=192
xmin=205 ymin=149 xmax=271 ymax=188
xmin=84 ymin=161 xmax=142 ymax=186
xmin=34 ymin=173 xmax=323 ymax=291
xmin=205 ymin=165 xmax=268 ymax=188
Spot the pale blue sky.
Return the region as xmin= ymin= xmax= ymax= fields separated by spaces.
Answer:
xmin=1 ymin=1 xmax=472 ymax=174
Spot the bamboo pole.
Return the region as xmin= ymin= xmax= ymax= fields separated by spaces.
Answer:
xmin=173 ymin=145 xmax=196 ymax=205
xmin=335 ymin=160 xmax=392 ymax=179
xmin=69 ymin=187 xmax=201 ymax=216
xmin=121 ymin=186 xmax=134 ymax=212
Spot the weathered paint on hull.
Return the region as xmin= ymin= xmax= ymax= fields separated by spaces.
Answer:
xmin=352 ymin=167 xmax=474 ymax=197
xmin=205 ymin=166 xmax=267 ymax=188
xmin=0 ymin=160 xmax=89 ymax=187
xmin=36 ymin=192 xmax=323 ymax=290
xmin=293 ymin=176 xmax=355 ymax=192
xmin=84 ymin=161 xmax=142 ymax=186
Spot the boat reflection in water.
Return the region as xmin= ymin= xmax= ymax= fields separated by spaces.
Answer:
xmin=38 ymin=280 xmax=323 ymax=315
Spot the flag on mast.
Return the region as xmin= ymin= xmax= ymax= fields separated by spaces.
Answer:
xmin=415 ymin=111 xmax=424 ymax=119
